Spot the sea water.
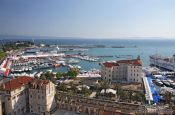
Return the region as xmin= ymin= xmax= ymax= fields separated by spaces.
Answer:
xmin=1 ymin=36 xmax=175 ymax=70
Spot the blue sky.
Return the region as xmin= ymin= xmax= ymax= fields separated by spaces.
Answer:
xmin=0 ymin=0 xmax=175 ymax=38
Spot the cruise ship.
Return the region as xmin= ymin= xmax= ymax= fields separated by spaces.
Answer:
xmin=150 ymin=54 xmax=175 ymax=71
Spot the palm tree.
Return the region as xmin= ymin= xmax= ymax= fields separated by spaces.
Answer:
xmin=119 ymin=90 xmax=127 ymax=101
xmin=128 ymin=90 xmax=133 ymax=103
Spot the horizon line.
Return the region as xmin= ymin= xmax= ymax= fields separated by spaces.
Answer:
xmin=0 ymin=34 xmax=175 ymax=40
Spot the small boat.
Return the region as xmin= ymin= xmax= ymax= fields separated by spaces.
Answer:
xmin=73 ymin=65 xmax=81 ymax=69
xmin=47 ymin=69 xmax=52 ymax=73
xmin=67 ymin=59 xmax=79 ymax=64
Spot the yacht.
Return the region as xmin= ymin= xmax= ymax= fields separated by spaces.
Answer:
xmin=67 ymin=59 xmax=79 ymax=64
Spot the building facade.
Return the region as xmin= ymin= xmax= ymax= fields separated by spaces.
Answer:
xmin=101 ymin=59 xmax=143 ymax=83
xmin=0 ymin=76 xmax=56 ymax=115
xmin=0 ymin=76 xmax=33 ymax=115
xmin=29 ymin=79 xmax=56 ymax=115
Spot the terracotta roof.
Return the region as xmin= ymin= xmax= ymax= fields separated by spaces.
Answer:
xmin=102 ymin=59 xmax=142 ymax=68
xmin=117 ymin=59 xmax=142 ymax=66
xmin=103 ymin=62 xmax=119 ymax=68
xmin=1 ymin=76 xmax=33 ymax=91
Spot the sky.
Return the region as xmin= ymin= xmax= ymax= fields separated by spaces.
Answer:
xmin=0 ymin=0 xmax=175 ymax=38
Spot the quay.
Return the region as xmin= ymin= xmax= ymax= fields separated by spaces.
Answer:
xmin=66 ymin=54 xmax=99 ymax=62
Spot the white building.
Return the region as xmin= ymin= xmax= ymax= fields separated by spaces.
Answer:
xmin=101 ymin=59 xmax=143 ymax=83
xmin=29 ymin=79 xmax=56 ymax=115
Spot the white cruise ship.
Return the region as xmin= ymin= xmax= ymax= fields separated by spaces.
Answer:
xmin=150 ymin=54 xmax=175 ymax=71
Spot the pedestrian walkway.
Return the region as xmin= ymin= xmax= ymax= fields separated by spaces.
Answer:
xmin=147 ymin=76 xmax=160 ymax=104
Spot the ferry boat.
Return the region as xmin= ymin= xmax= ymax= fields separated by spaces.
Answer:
xmin=150 ymin=54 xmax=175 ymax=71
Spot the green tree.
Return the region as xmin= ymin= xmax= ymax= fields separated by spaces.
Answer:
xmin=57 ymin=83 xmax=67 ymax=91
xmin=114 ymin=84 xmax=122 ymax=98
xmin=69 ymin=81 xmax=77 ymax=93
xmin=81 ymin=87 xmax=92 ymax=97
xmin=119 ymin=90 xmax=127 ymax=101
xmin=40 ymin=74 xmax=46 ymax=80
xmin=100 ymin=81 xmax=109 ymax=98
xmin=128 ymin=90 xmax=133 ymax=103
xmin=0 ymin=51 xmax=6 ymax=60
xmin=67 ymin=70 xmax=78 ymax=78
xmin=45 ymin=71 xmax=55 ymax=81
xmin=56 ymin=72 xmax=63 ymax=79
xmin=163 ymin=91 xmax=173 ymax=104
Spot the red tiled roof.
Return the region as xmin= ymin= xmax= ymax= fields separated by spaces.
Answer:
xmin=117 ymin=59 xmax=142 ymax=66
xmin=1 ymin=76 xmax=33 ymax=91
xmin=103 ymin=62 xmax=119 ymax=68
xmin=103 ymin=59 xmax=142 ymax=67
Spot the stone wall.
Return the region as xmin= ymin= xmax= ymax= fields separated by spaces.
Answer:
xmin=56 ymin=92 xmax=147 ymax=115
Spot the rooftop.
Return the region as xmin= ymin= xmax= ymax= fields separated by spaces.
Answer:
xmin=1 ymin=76 xmax=33 ymax=91
xmin=102 ymin=59 xmax=142 ymax=68
xmin=103 ymin=62 xmax=119 ymax=68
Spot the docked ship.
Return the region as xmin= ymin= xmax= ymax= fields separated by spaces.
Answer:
xmin=150 ymin=54 xmax=175 ymax=71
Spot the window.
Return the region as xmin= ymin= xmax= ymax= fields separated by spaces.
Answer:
xmin=30 ymin=95 xmax=32 ymax=98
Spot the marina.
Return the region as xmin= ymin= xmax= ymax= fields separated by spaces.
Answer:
xmin=1 ymin=45 xmax=104 ymax=78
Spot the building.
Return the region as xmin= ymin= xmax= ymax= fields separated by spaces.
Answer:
xmin=101 ymin=59 xmax=143 ymax=83
xmin=29 ymin=79 xmax=56 ymax=115
xmin=0 ymin=76 xmax=56 ymax=115
xmin=0 ymin=76 xmax=33 ymax=115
